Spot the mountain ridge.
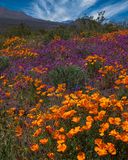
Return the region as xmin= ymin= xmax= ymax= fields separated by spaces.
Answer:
xmin=0 ymin=7 xmax=62 ymax=32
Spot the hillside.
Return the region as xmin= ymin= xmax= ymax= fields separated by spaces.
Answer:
xmin=0 ymin=7 xmax=61 ymax=32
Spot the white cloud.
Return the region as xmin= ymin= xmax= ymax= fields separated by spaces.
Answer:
xmin=80 ymin=0 xmax=96 ymax=7
xmin=90 ymin=1 xmax=128 ymax=19
xmin=24 ymin=0 xmax=96 ymax=21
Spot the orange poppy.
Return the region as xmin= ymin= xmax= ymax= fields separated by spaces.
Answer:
xmin=77 ymin=152 xmax=86 ymax=160
xmin=72 ymin=117 xmax=81 ymax=123
xmin=57 ymin=143 xmax=67 ymax=152
xmin=95 ymin=146 xmax=108 ymax=156
xmin=39 ymin=138 xmax=48 ymax=145
xmin=108 ymin=117 xmax=121 ymax=125
xmin=15 ymin=126 xmax=23 ymax=137
xmin=30 ymin=144 xmax=39 ymax=152
xmin=47 ymin=152 xmax=55 ymax=159
xmin=106 ymin=143 xmax=116 ymax=155
xmin=33 ymin=128 xmax=42 ymax=137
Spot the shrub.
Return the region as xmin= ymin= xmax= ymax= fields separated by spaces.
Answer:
xmin=85 ymin=55 xmax=105 ymax=78
xmin=0 ymin=56 xmax=9 ymax=72
xmin=48 ymin=65 xmax=86 ymax=90
xmin=5 ymin=23 xmax=31 ymax=37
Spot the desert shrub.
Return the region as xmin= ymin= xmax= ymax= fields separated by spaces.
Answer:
xmin=5 ymin=23 xmax=31 ymax=37
xmin=42 ymin=27 xmax=70 ymax=43
xmin=85 ymin=55 xmax=105 ymax=78
xmin=0 ymin=56 xmax=9 ymax=72
xmin=0 ymin=41 xmax=3 ymax=50
xmin=48 ymin=65 xmax=86 ymax=90
xmin=0 ymin=36 xmax=5 ymax=49
xmin=104 ymin=23 xmax=120 ymax=33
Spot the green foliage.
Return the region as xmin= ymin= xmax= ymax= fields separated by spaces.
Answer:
xmin=48 ymin=65 xmax=86 ymax=90
xmin=39 ymin=26 xmax=71 ymax=43
xmin=0 ymin=36 xmax=5 ymax=49
xmin=5 ymin=23 xmax=32 ymax=37
xmin=0 ymin=110 xmax=20 ymax=160
xmin=0 ymin=56 xmax=9 ymax=72
xmin=86 ymin=61 xmax=103 ymax=78
xmin=0 ymin=110 xmax=30 ymax=160
xmin=104 ymin=23 xmax=120 ymax=32
xmin=75 ymin=18 xmax=103 ymax=32
xmin=116 ymin=86 xmax=128 ymax=99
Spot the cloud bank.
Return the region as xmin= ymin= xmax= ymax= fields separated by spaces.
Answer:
xmin=24 ymin=0 xmax=96 ymax=21
xmin=24 ymin=0 xmax=128 ymax=21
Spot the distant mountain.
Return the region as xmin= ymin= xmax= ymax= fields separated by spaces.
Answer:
xmin=0 ymin=7 xmax=34 ymax=20
xmin=0 ymin=7 xmax=61 ymax=32
xmin=62 ymin=20 xmax=74 ymax=24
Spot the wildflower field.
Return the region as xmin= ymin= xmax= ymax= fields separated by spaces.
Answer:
xmin=0 ymin=30 xmax=128 ymax=160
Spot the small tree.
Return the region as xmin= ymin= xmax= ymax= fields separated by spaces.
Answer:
xmin=96 ymin=11 xmax=106 ymax=24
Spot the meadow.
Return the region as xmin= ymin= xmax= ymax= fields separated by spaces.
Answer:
xmin=0 ymin=29 xmax=128 ymax=160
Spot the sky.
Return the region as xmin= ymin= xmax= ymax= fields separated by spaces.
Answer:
xmin=0 ymin=0 xmax=128 ymax=22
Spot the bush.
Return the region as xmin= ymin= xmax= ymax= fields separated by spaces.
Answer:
xmin=48 ymin=65 xmax=86 ymax=90
xmin=0 ymin=56 xmax=9 ymax=72
xmin=5 ymin=23 xmax=31 ymax=37
xmin=0 ymin=36 xmax=5 ymax=49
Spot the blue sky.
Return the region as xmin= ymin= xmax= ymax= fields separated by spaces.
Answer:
xmin=0 ymin=0 xmax=128 ymax=22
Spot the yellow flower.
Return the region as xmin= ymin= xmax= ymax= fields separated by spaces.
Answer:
xmin=62 ymin=110 xmax=77 ymax=119
xmin=57 ymin=143 xmax=67 ymax=152
xmin=99 ymin=123 xmax=109 ymax=136
xmin=95 ymin=139 xmax=103 ymax=146
xmin=86 ymin=116 xmax=94 ymax=122
xmin=39 ymin=138 xmax=48 ymax=145
xmin=46 ymin=125 xmax=53 ymax=134
xmin=67 ymin=126 xmax=81 ymax=138
xmin=6 ymin=107 xmax=16 ymax=116
xmin=47 ymin=152 xmax=54 ymax=159
xmin=72 ymin=117 xmax=81 ymax=123
xmin=108 ymin=117 xmax=121 ymax=125
xmin=115 ymin=101 xmax=123 ymax=111
xmin=58 ymin=127 xmax=65 ymax=133
xmin=29 ymin=108 xmax=37 ymax=113
xmin=94 ymin=139 xmax=108 ymax=156
xmin=94 ymin=110 xmax=106 ymax=121
xmin=95 ymin=146 xmax=108 ymax=156
xmin=106 ymin=143 xmax=116 ymax=155
xmin=30 ymin=144 xmax=39 ymax=152
xmin=122 ymin=112 xmax=128 ymax=120
xmin=54 ymin=121 xmax=60 ymax=127
xmin=33 ymin=128 xmax=42 ymax=137
xmin=57 ymin=139 xmax=65 ymax=144
xmin=39 ymin=99 xmax=44 ymax=103
xmin=120 ymin=133 xmax=128 ymax=143
xmin=109 ymin=129 xmax=121 ymax=140
xmin=0 ymin=99 xmax=3 ymax=104
xmin=27 ymin=113 xmax=35 ymax=119
xmin=99 ymin=97 xmax=111 ymax=108
xmin=77 ymin=152 xmax=86 ymax=160
xmin=122 ymin=121 xmax=128 ymax=132
xmin=85 ymin=121 xmax=92 ymax=130
xmin=47 ymin=87 xmax=55 ymax=93
xmin=18 ymin=109 xmax=24 ymax=116
xmin=35 ymin=103 xmax=41 ymax=109
xmin=15 ymin=126 xmax=23 ymax=137
xmin=5 ymin=92 xmax=11 ymax=98
xmin=36 ymin=118 xmax=44 ymax=126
